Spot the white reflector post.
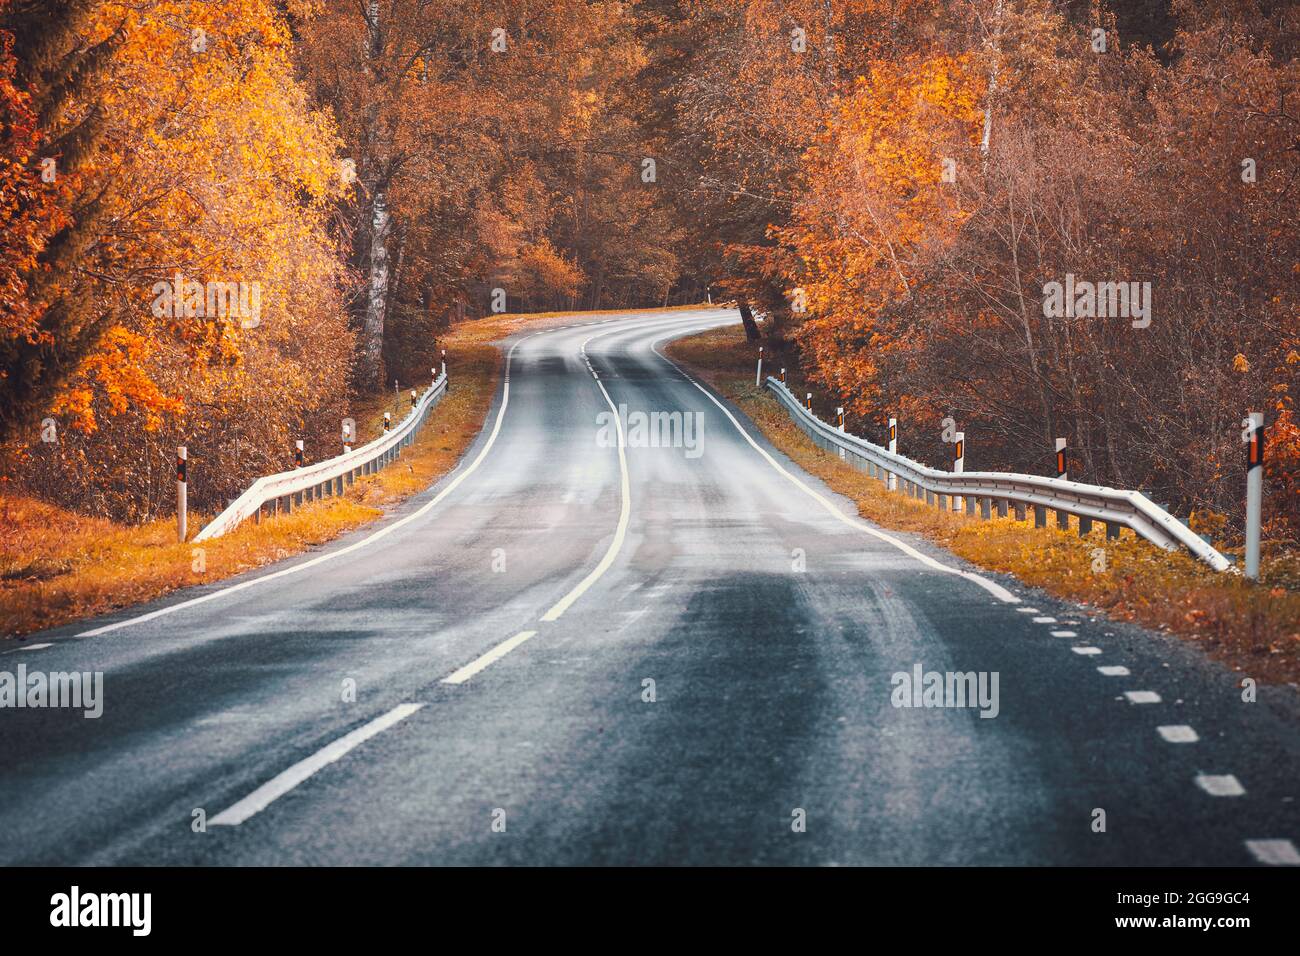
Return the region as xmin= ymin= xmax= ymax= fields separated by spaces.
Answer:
xmin=177 ymin=446 xmax=187 ymax=542
xmin=755 ymin=345 xmax=763 ymax=387
xmin=887 ymin=417 xmax=898 ymax=491
xmin=953 ymin=431 xmax=965 ymax=512
xmin=1245 ymin=411 xmax=1264 ymax=580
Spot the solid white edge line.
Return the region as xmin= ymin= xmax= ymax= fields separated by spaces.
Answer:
xmin=442 ymin=630 xmax=538 ymax=685
xmin=648 ymin=328 xmax=1021 ymax=605
xmin=209 ymin=702 xmax=424 ymax=826
xmin=76 ymin=324 xmax=566 ymax=638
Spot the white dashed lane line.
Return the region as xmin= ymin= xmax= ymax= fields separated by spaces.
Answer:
xmin=976 ymin=504 xmax=1287 ymax=866
xmin=441 ymin=631 xmax=538 ymax=686
xmin=1246 ymin=839 xmax=1300 ymax=866
xmin=1124 ymin=690 xmax=1162 ymax=704
xmin=210 ymin=703 xmax=424 ymax=826
xmin=997 ymin=538 xmax=1281 ymax=863
xmin=1196 ymin=774 xmax=1246 ymax=797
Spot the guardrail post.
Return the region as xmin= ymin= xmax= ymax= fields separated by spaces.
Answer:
xmin=995 ymin=499 xmax=1008 ymax=518
xmin=756 ymin=346 xmax=763 ymax=387
xmin=176 ymin=446 xmax=187 ymax=542
xmin=980 ymin=497 xmax=991 ymax=519
xmin=1105 ymin=521 xmax=1120 ymax=539
xmin=1078 ymin=516 xmax=1093 ymax=536
xmin=1056 ymin=508 xmax=1069 ymax=530
xmin=925 ymin=489 xmax=934 ymax=506
xmin=1244 ymin=411 xmax=1264 ymax=580
xmin=1014 ymin=501 xmax=1026 ymax=521
xmin=887 ymin=417 xmax=898 ymax=491
xmin=1034 ymin=505 xmax=1047 ymax=527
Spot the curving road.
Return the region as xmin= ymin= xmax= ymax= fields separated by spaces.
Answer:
xmin=1 ymin=308 xmax=1296 ymax=866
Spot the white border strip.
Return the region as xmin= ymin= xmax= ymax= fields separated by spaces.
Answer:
xmin=77 ymin=329 xmax=553 ymax=638
xmin=650 ymin=326 xmax=1020 ymax=604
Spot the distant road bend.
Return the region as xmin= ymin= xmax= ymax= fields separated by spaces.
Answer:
xmin=1 ymin=308 xmax=1296 ymax=866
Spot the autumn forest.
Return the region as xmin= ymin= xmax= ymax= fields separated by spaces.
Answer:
xmin=1 ymin=0 xmax=1297 ymax=547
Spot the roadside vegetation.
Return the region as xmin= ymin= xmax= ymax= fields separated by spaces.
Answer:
xmin=0 ymin=310 xmax=578 ymax=637
xmin=667 ymin=325 xmax=1300 ymax=688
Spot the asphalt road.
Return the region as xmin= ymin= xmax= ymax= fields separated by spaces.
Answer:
xmin=1 ymin=308 xmax=1296 ymax=866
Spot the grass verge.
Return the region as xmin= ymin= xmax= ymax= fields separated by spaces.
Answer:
xmin=666 ymin=325 xmax=1300 ymax=688
xmin=0 ymin=307 xmax=684 ymax=638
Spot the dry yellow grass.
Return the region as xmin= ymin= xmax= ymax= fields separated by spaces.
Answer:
xmin=667 ymin=325 xmax=1300 ymax=687
xmin=0 ymin=307 xmax=670 ymax=638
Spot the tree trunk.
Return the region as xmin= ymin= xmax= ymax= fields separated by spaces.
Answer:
xmin=980 ymin=0 xmax=1005 ymax=163
xmin=738 ymin=299 xmax=761 ymax=340
xmin=359 ymin=190 xmax=390 ymax=390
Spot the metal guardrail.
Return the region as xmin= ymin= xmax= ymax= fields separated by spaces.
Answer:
xmin=765 ymin=377 xmax=1231 ymax=572
xmin=193 ymin=372 xmax=449 ymax=541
